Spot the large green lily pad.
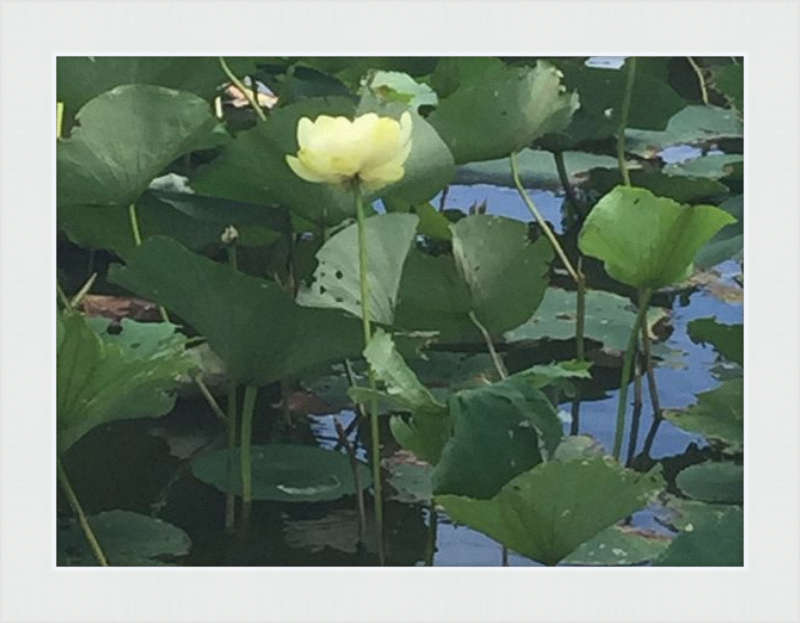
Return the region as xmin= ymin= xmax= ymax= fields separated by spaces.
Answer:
xmin=109 ymin=236 xmax=363 ymax=386
xmin=587 ymin=169 xmax=729 ymax=204
xmin=57 ymin=510 xmax=191 ymax=566
xmin=675 ymin=461 xmax=744 ymax=504
xmin=437 ymin=458 xmax=663 ymax=566
xmin=191 ymin=444 xmax=372 ymax=502
xmin=578 ymin=186 xmax=736 ymax=289
xmin=296 ymin=214 xmax=419 ymax=325
xmin=428 ymin=60 xmax=578 ymax=164
xmin=654 ymin=506 xmax=743 ymax=566
xmin=57 ymin=312 xmax=194 ymax=455
xmin=433 ymin=375 xmax=562 ymax=499
xmin=58 ymin=85 xmax=227 ymax=209
xmin=687 ymin=317 xmax=743 ymax=365
xmin=504 ymin=287 xmax=668 ymax=353
xmin=394 ymin=215 xmax=553 ymax=342
xmin=664 ymin=378 xmax=743 ymax=450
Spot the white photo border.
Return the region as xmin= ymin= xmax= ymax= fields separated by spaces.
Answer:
xmin=1 ymin=1 xmax=799 ymax=622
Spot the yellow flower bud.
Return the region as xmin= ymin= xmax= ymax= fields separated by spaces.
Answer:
xmin=286 ymin=111 xmax=412 ymax=192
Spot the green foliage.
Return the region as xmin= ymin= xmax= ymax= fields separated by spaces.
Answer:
xmin=109 ymin=236 xmax=364 ymax=386
xmin=711 ymin=63 xmax=744 ymax=116
xmin=505 ymin=287 xmax=668 ymax=353
xmin=664 ymin=378 xmax=744 ymax=450
xmin=687 ymin=317 xmax=743 ymax=365
xmin=587 ymin=169 xmax=729 ymax=204
xmin=395 ymin=215 xmax=553 ymax=342
xmin=297 ymin=214 xmax=419 ymax=325
xmin=432 ymin=375 xmax=562 ymax=499
xmin=58 ymin=85 xmax=227 ymax=209
xmin=437 ymin=458 xmax=663 ymax=565
xmin=428 ymin=60 xmax=579 ymax=163
xmin=655 ymin=506 xmax=743 ymax=566
xmin=675 ymin=461 xmax=744 ymax=504
xmin=563 ymin=525 xmax=671 ymax=566
xmin=191 ymin=444 xmax=372 ymax=502
xmin=57 ymin=510 xmax=192 ymax=566
xmin=694 ymin=194 xmax=744 ymax=268
xmin=57 ymin=312 xmax=194 ymax=455
xmin=578 ymin=186 xmax=736 ymax=289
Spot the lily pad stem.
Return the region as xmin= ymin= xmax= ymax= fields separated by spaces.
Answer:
xmin=617 ymin=57 xmax=637 ymax=187
xmin=686 ymin=57 xmax=710 ymax=105
xmin=128 ymin=201 xmax=170 ymax=323
xmin=240 ymin=384 xmax=258 ymax=524
xmin=225 ymin=381 xmax=238 ymax=530
xmin=354 ymin=182 xmax=386 ymax=565
xmin=468 ymin=311 xmax=508 ymax=380
xmin=57 ymin=460 xmax=108 ymax=566
xmin=425 ymin=503 xmax=438 ymax=566
xmin=510 ymin=151 xmax=579 ymax=284
xmin=613 ymin=288 xmax=652 ymax=460
xmin=218 ymin=57 xmax=267 ymax=122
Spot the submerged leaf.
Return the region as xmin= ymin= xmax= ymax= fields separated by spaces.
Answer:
xmin=437 ymin=458 xmax=663 ymax=566
xmin=578 ymin=186 xmax=736 ymax=289
xmin=191 ymin=444 xmax=371 ymax=502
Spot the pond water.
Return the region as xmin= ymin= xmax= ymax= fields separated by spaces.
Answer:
xmin=60 ymin=174 xmax=742 ymax=567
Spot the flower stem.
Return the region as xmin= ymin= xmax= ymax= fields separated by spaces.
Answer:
xmin=354 ymin=183 xmax=386 ymax=565
xmin=239 ymin=384 xmax=258 ymax=525
xmin=57 ymin=460 xmax=108 ymax=566
xmin=468 ymin=311 xmax=508 ymax=380
xmin=612 ymin=288 xmax=652 ymax=460
xmin=128 ymin=203 xmax=143 ymax=247
xmin=617 ymin=57 xmax=637 ymax=187
xmin=510 ymin=151 xmax=579 ymax=283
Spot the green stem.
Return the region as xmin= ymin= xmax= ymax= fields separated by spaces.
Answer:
xmin=70 ymin=272 xmax=98 ymax=309
xmin=612 ymin=288 xmax=652 ymax=460
xmin=553 ymin=150 xmax=581 ymax=223
xmin=56 ymin=282 xmax=71 ymax=310
xmin=218 ymin=57 xmax=267 ymax=122
xmin=617 ymin=57 xmax=637 ymax=187
xmin=510 ymin=151 xmax=579 ymax=283
xmin=128 ymin=203 xmax=143 ymax=247
xmin=354 ymin=182 xmax=386 ymax=566
xmin=193 ymin=374 xmax=227 ymax=424
xmin=334 ymin=418 xmax=367 ymax=546
xmin=56 ymin=102 xmax=64 ymax=138
xmin=640 ymin=323 xmax=662 ymax=417
xmin=225 ymin=381 xmax=238 ymax=531
xmin=686 ymin=57 xmax=709 ymax=105
xmin=468 ymin=311 xmax=508 ymax=380
xmin=239 ymin=384 xmax=258 ymax=525
xmin=57 ymin=460 xmax=108 ymax=566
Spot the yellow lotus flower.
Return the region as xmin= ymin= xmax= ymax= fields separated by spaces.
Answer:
xmin=286 ymin=111 xmax=413 ymax=192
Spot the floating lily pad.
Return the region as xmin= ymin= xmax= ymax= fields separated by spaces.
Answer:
xmin=626 ymin=106 xmax=743 ymax=158
xmin=687 ymin=317 xmax=743 ymax=365
xmin=433 ymin=375 xmax=562 ymax=499
xmin=58 ymin=510 xmax=191 ymax=566
xmin=504 ymin=288 xmax=668 ymax=353
xmin=578 ymin=186 xmax=736 ymax=289
xmin=663 ymin=154 xmax=744 ymax=180
xmin=437 ymin=458 xmax=663 ymax=566
xmin=664 ymin=378 xmax=743 ymax=450
xmin=58 ymin=84 xmax=227 ymax=210
xmin=587 ymin=169 xmax=729 ymax=204
xmin=385 ymin=453 xmax=434 ymax=504
xmin=296 ymin=214 xmax=419 ymax=325
xmin=655 ymin=506 xmax=743 ymax=566
xmin=192 ymin=444 xmax=372 ymax=502
xmin=428 ymin=60 xmax=578 ymax=164
xmin=552 ymin=435 xmax=606 ymax=462
xmin=675 ymin=461 xmax=744 ymax=504
xmin=57 ymin=312 xmax=194 ymax=455
xmin=562 ymin=524 xmax=672 ymax=566
xmin=283 ymin=509 xmax=377 ymax=554
xmin=454 ymin=148 xmax=627 ymax=190
xmin=109 ymin=236 xmax=364 ymax=386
